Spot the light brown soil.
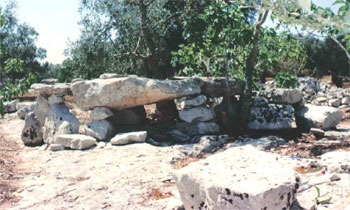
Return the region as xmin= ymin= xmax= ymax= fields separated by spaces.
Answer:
xmin=0 ymin=118 xmax=22 ymax=208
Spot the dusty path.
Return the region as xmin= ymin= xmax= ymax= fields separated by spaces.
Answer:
xmin=0 ymin=113 xmax=184 ymax=210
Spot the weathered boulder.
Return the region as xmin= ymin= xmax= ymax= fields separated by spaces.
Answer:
xmin=328 ymin=98 xmax=341 ymax=107
xmin=174 ymin=145 xmax=300 ymax=210
xmin=21 ymin=112 xmax=44 ymax=146
xmin=84 ymin=120 xmax=115 ymax=141
xmin=110 ymin=131 xmax=147 ymax=145
xmin=179 ymin=107 xmax=216 ymax=123
xmin=29 ymin=83 xmax=71 ymax=96
xmin=296 ymin=104 xmax=342 ymax=130
xmin=175 ymin=122 xmax=220 ymax=136
xmin=43 ymin=103 xmax=80 ymax=144
xmin=197 ymin=77 xmax=244 ymax=98
xmin=17 ymin=106 xmax=34 ymax=119
xmin=53 ymin=134 xmax=97 ymax=150
xmin=48 ymin=95 xmax=65 ymax=104
xmin=17 ymin=102 xmax=36 ymax=119
xmin=16 ymin=101 xmax=36 ymax=112
xmin=34 ymin=95 xmax=50 ymax=126
xmin=71 ymin=76 xmax=201 ymax=110
xmin=258 ymin=88 xmax=303 ymax=105
xmin=90 ymin=107 xmax=114 ymax=121
xmin=248 ymin=104 xmax=295 ymax=130
xmin=178 ymin=95 xmax=207 ymax=110
xmin=4 ymin=99 xmax=18 ymax=113
xmin=112 ymin=106 xmax=146 ymax=125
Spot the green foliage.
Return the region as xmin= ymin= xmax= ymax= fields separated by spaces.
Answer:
xmin=171 ymin=1 xmax=307 ymax=81
xmin=314 ymin=186 xmax=332 ymax=205
xmin=0 ymin=1 xmax=47 ymax=83
xmin=61 ymin=0 xmax=185 ymax=80
xmin=275 ymin=72 xmax=299 ymax=88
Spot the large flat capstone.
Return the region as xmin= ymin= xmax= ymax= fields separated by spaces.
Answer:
xmin=71 ymin=76 xmax=201 ymax=110
xmin=174 ymin=145 xmax=300 ymax=210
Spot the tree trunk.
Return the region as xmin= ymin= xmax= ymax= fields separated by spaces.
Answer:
xmin=238 ymin=10 xmax=269 ymax=133
xmin=139 ymin=0 xmax=159 ymax=78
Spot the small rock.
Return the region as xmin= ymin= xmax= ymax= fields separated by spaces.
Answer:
xmin=179 ymin=107 xmax=216 ymax=123
xmin=85 ymin=120 xmax=115 ymax=141
xmin=54 ymin=134 xmax=97 ymax=150
xmin=179 ymin=95 xmax=207 ymax=109
xmin=328 ymin=98 xmax=341 ymax=107
xmin=110 ymin=131 xmax=147 ymax=145
xmin=310 ymin=128 xmax=325 ymax=137
xmin=341 ymin=97 xmax=350 ymax=105
xmin=49 ymin=144 xmax=65 ymax=151
xmin=90 ymin=107 xmax=114 ymax=121
xmin=330 ymin=174 xmax=341 ymax=182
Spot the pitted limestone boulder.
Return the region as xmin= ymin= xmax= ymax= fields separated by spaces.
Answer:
xmin=179 ymin=107 xmax=216 ymax=123
xmin=248 ymin=104 xmax=295 ymax=130
xmin=258 ymin=88 xmax=303 ymax=105
xmin=29 ymin=83 xmax=71 ymax=96
xmin=84 ymin=120 xmax=115 ymax=141
xmin=296 ymin=104 xmax=342 ymax=131
xmin=21 ymin=112 xmax=44 ymax=146
xmin=53 ymin=134 xmax=97 ymax=150
xmin=71 ymin=76 xmax=201 ymax=110
xmin=43 ymin=103 xmax=80 ymax=144
xmin=174 ymin=145 xmax=300 ymax=210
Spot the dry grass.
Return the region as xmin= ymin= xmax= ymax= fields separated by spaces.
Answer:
xmin=172 ymin=157 xmax=201 ymax=169
xmin=138 ymin=188 xmax=173 ymax=204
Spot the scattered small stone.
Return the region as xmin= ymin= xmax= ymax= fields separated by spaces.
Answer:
xmin=49 ymin=144 xmax=65 ymax=151
xmin=310 ymin=128 xmax=325 ymax=138
xmin=330 ymin=174 xmax=341 ymax=182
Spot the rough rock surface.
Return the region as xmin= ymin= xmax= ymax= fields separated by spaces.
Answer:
xmin=99 ymin=73 xmax=122 ymax=79
xmin=84 ymin=120 xmax=115 ymax=141
xmin=248 ymin=104 xmax=295 ymax=130
xmin=34 ymin=95 xmax=50 ymax=126
xmin=53 ymin=134 xmax=97 ymax=150
xmin=48 ymin=95 xmax=65 ymax=104
xmin=258 ymin=88 xmax=303 ymax=105
xmin=178 ymin=95 xmax=207 ymax=110
xmin=43 ymin=103 xmax=80 ymax=144
xmin=21 ymin=112 xmax=43 ymax=146
xmin=180 ymin=135 xmax=231 ymax=157
xmin=90 ymin=107 xmax=114 ymax=121
xmin=196 ymin=77 xmax=244 ymax=98
xmin=16 ymin=101 xmax=36 ymax=112
xmin=110 ymin=131 xmax=147 ymax=145
xmin=29 ymin=83 xmax=71 ymax=96
xmin=71 ymin=76 xmax=201 ymax=110
xmin=17 ymin=103 xmax=36 ymax=119
xmin=179 ymin=107 xmax=216 ymax=123
xmin=320 ymin=151 xmax=350 ymax=173
xmin=167 ymin=130 xmax=190 ymax=143
xmin=4 ymin=99 xmax=18 ymax=113
xmin=175 ymin=122 xmax=220 ymax=136
xmin=296 ymin=104 xmax=342 ymax=130
xmin=174 ymin=145 xmax=300 ymax=210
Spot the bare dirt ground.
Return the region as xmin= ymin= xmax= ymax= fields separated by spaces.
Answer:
xmin=0 ymin=113 xmax=185 ymax=210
